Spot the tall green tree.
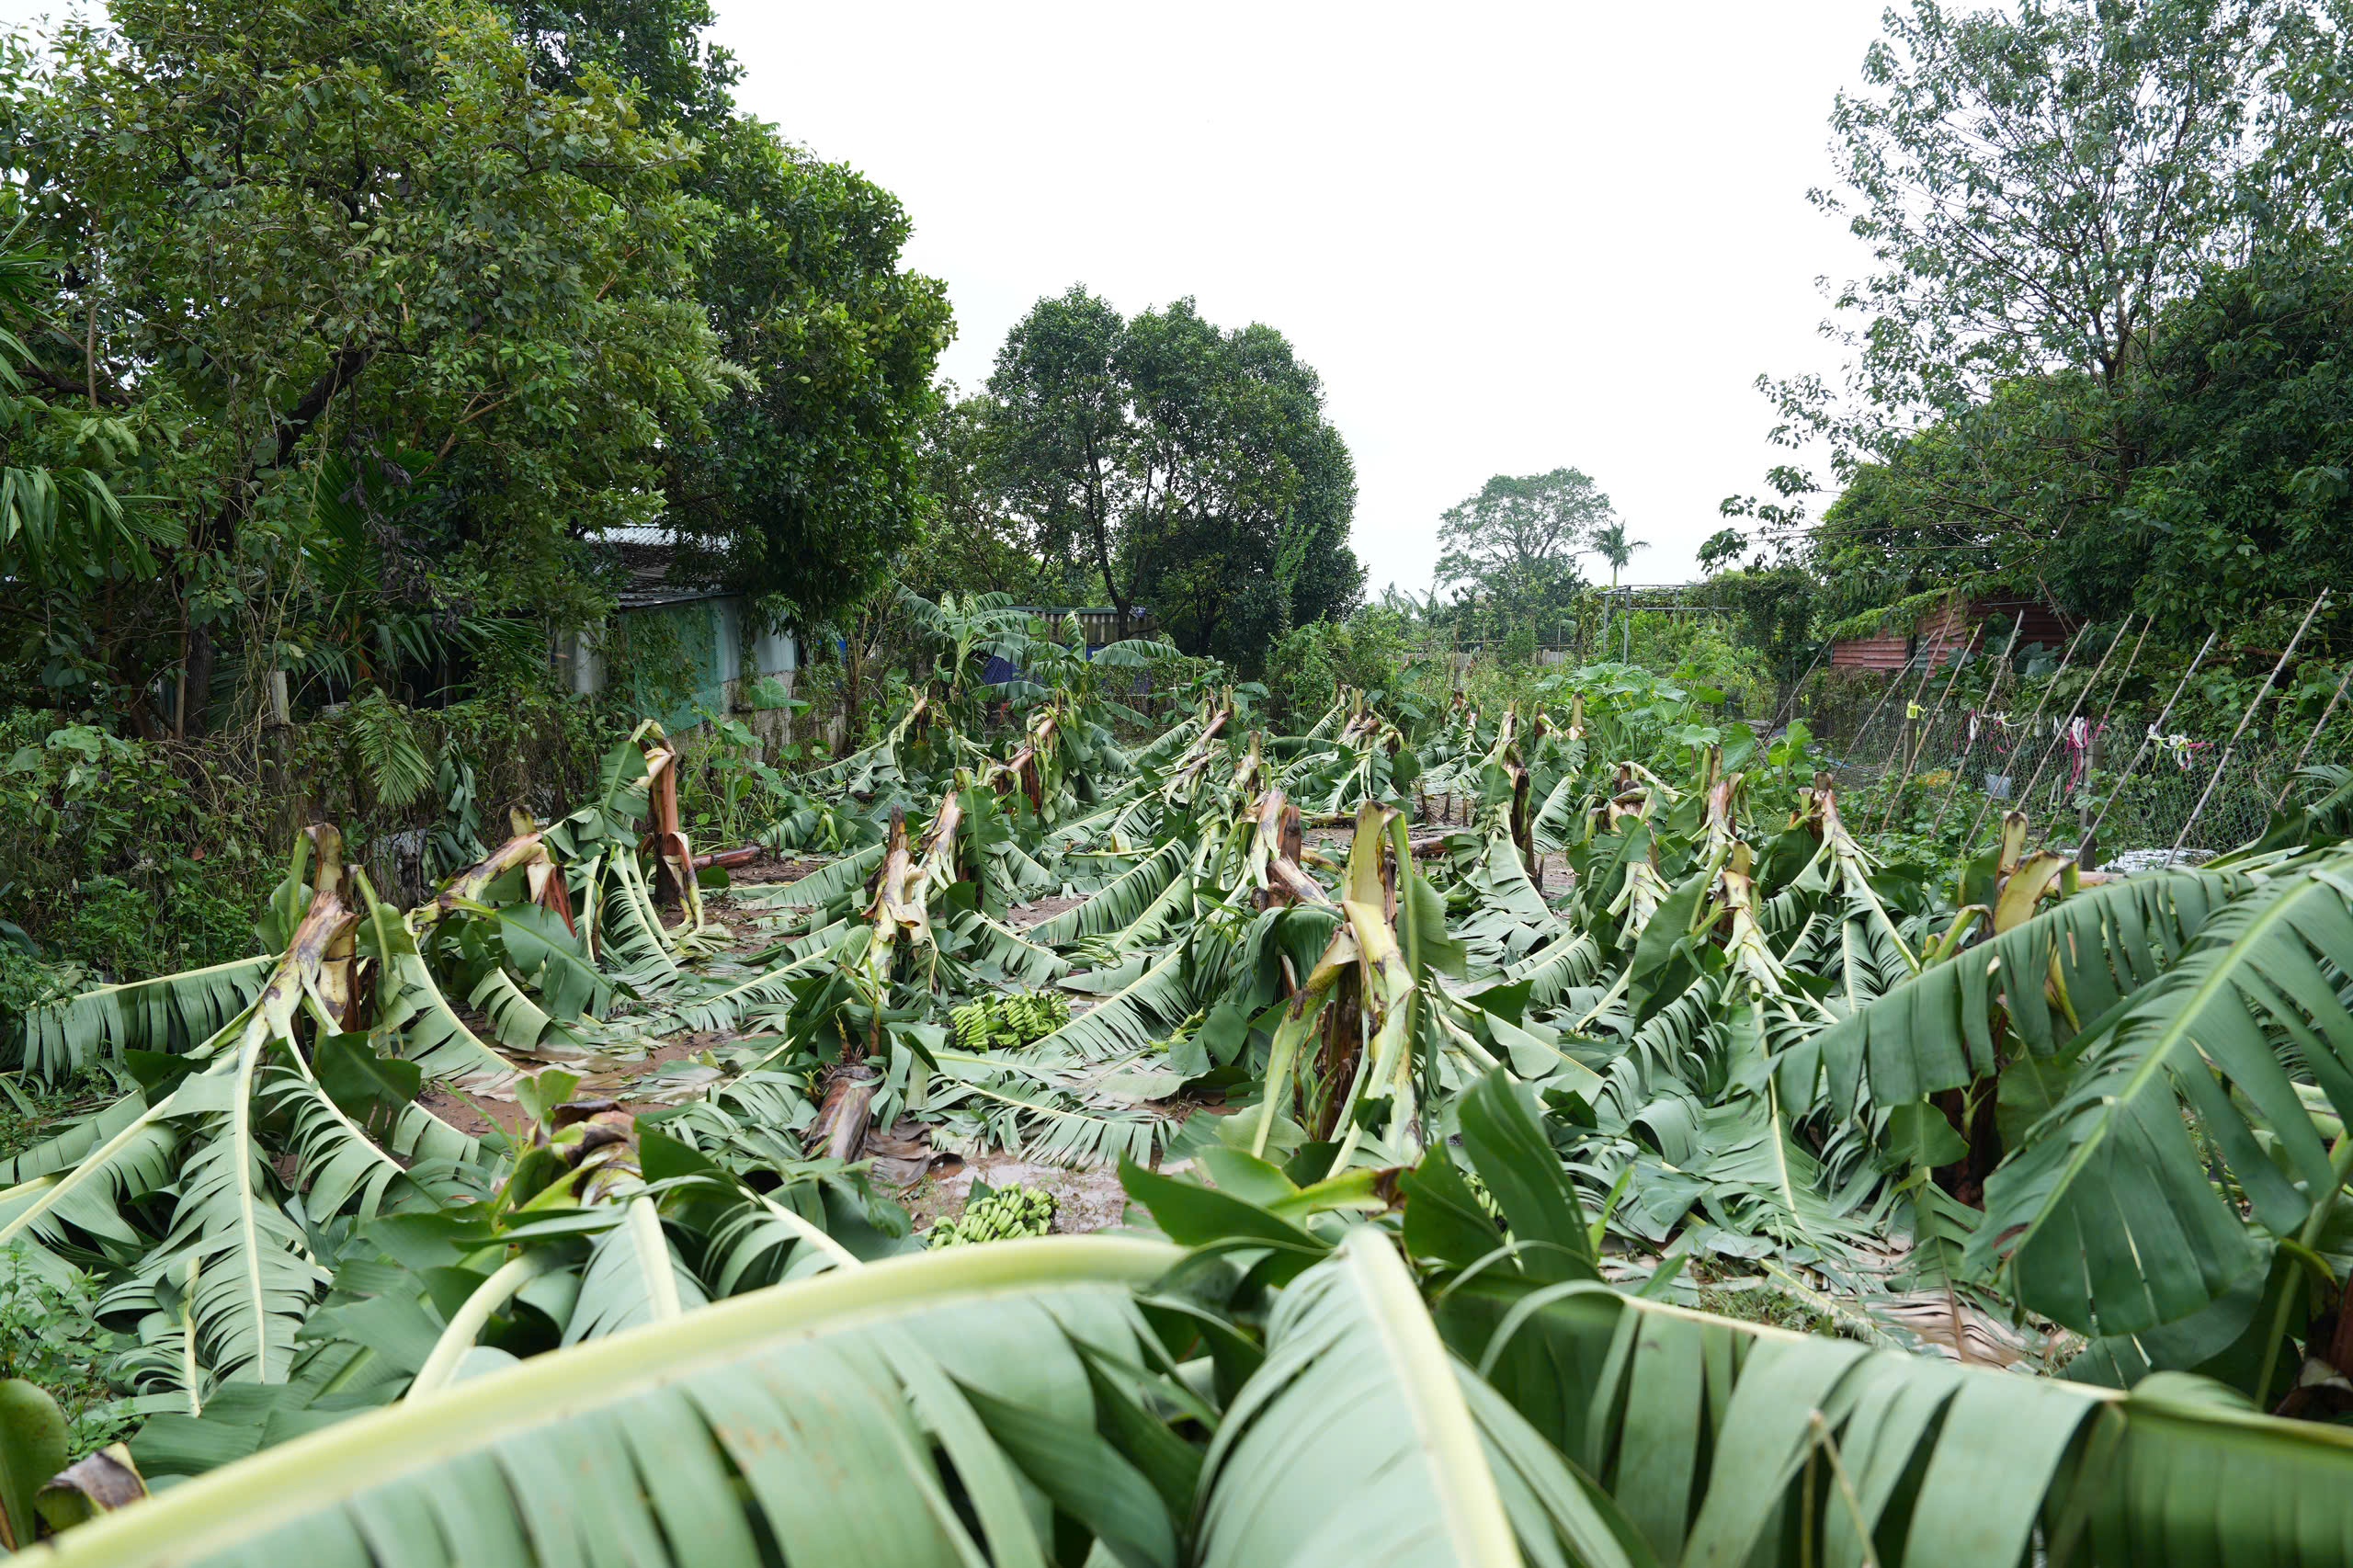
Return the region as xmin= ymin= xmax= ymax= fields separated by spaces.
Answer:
xmin=985 ymin=286 xmax=1136 ymax=622
xmin=903 ymin=385 xmax=1074 ymax=603
xmin=663 ymin=119 xmax=952 ymax=633
xmin=503 ymin=0 xmax=953 ymax=638
xmin=984 ymin=288 xmax=1361 ymax=665
xmin=1731 ymin=0 xmax=2350 ymax=556
xmin=1798 ymin=0 xmax=2322 ymax=450
xmin=1589 ymin=519 xmax=1646 ymax=650
xmin=1431 ymin=468 xmax=1608 ymax=637
xmin=2 ymin=0 xmax=725 ymax=727
xmin=1715 ymin=0 xmax=2353 ymax=646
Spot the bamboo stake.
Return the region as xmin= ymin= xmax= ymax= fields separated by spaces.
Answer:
xmin=1929 ymin=612 xmax=2028 ymax=839
xmin=1883 ymin=640 xmax=1947 ymax=773
xmin=2273 ymin=660 xmax=2353 ymax=811
xmin=2014 ymin=613 xmax=2138 ymax=818
xmin=1843 ymin=653 xmax=1916 ymax=784
xmin=2081 ymin=629 xmax=2219 ymax=856
xmin=2169 ymin=590 xmax=2330 ymax=865
xmin=2083 ymin=616 xmax=2154 ymax=758
xmin=1961 ymin=621 xmax=2091 ymax=852
xmin=2070 ymin=616 xmax=2152 ymax=866
xmin=1875 ymin=625 xmax=1984 ymax=833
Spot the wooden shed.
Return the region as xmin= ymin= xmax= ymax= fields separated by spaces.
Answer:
xmin=1828 ymin=631 xmax=1911 ymax=671
xmin=1831 ymin=597 xmax=2077 ymax=671
xmin=1917 ymin=597 xmax=2077 ymax=665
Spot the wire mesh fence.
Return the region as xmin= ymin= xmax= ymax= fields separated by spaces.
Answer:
xmin=1797 ymin=674 xmax=2340 ymax=860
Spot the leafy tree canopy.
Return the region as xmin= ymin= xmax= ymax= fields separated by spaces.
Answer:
xmin=0 ymin=0 xmax=952 ymax=726
xmin=506 ymin=0 xmax=740 ymax=125
xmin=662 ymin=116 xmax=952 ymax=635
xmin=1722 ymin=0 xmax=2353 ymax=647
xmin=509 ymin=0 xmax=952 ymax=640
xmin=1431 ymin=467 xmax=1608 ymax=623
xmin=982 ymin=286 xmax=1361 ymax=668
xmin=2 ymin=0 xmax=725 ymax=727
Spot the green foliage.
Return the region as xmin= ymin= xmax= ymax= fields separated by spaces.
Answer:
xmin=0 ymin=0 xmax=952 ymax=727
xmin=1264 ymin=608 xmax=1418 ymax=727
xmin=0 ymin=1250 xmax=129 ymax=1459
xmin=665 ymin=119 xmax=953 ymax=632
xmin=2091 ymin=250 xmax=2353 ymax=627
xmin=0 ymin=233 xmax=157 ymax=704
xmin=1732 ymin=1 xmax=2353 ymax=647
xmin=341 ymin=691 xmax=433 ymax=812
xmin=2 ymin=0 xmax=730 ymax=722
xmin=925 ymin=1183 xmax=1055 ymax=1247
xmin=982 ymin=287 xmax=1362 ymax=666
xmin=1431 ymin=468 xmax=1607 ymax=637
xmin=1771 ymin=0 xmax=2328 ymax=461
xmin=0 ymin=716 xmax=273 ymax=975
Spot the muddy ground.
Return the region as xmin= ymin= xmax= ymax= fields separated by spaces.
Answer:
xmin=423 ymin=859 xmax=1198 ymax=1238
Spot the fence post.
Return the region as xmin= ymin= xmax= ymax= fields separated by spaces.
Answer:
xmin=2169 ymin=590 xmax=2331 ymax=864
xmin=2082 ymin=629 xmax=2220 ymax=856
xmin=2274 ymin=659 xmax=2353 ymax=811
xmin=1930 ymin=612 xmax=2028 ymax=839
xmin=1961 ymin=621 xmax=2091 ymax=852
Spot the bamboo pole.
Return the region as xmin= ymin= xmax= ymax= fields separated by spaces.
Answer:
xmin=1929 ymin=612 xmax=2028 ymax=839
xmin=1843 ymin=652 xmax=1917 ymax=787
xmin=2081 ymin=629 xmax=2219 ymax=856
xmin=2014 ymin=613 xmax=2138 ymax=818
xmin=2169 ymin=590 xmax=2330 ymax=864
xmin=2070 ymin=616 xmax=2152 ymax=866
xmin=2083 ymin=616 xmax=2154 ymax=757
xmin=1875 ymin=625 xmax=1984 ymax=834
xmin=1961 ymin=621 xmax=2091 ymax=852
xmin=2273 ymin=660 xmax=2353 ymax=811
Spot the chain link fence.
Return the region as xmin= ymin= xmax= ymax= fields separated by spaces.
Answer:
xmin=1795 ymin=668 xmax=2341 ymax=860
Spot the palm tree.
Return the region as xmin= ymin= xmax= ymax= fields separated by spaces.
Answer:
xmin=1590 ymin=519 xmax=1646 ymax=656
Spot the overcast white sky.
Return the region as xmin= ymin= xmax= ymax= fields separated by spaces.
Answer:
xmin=2 ymin=0 xmax=1893 ymax=596
xmin=711 ymin=1 xmax=1893 ymax=595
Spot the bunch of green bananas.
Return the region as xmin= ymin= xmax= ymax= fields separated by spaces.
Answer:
xmin=949 ymin=991 xmax=1072 ymax=1051
xmin=1462 ymin=1167 xmax=1505 ymax=1224
xmin=926 ymin=1184 xmax=1056 ymax=1247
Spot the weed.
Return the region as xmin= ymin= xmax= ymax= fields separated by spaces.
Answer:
xmin=0 ymin=1248 xmax=132 ymax=1459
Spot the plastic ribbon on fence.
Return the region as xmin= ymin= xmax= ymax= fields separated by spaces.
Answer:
xmin=1965 ymin=709 xmax=2017 ymax=758
xmin=2148 ymin=725 xmax=2209 ymax=770
xmin=2063 ymin=715 xmax=2104 ymax=790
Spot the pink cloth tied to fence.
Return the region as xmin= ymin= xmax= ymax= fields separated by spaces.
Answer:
xmin=2063 ymin=716 xmax=2106 ymax=790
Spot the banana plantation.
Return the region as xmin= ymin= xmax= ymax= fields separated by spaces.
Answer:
xmin=6 ymin=594 xmax=2353 ymax=1566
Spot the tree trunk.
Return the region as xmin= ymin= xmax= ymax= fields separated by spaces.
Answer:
xmin=842 ymin=631 xmax=862 ymax=759
xmin=183 ymin=620 xmax=217 ymax=736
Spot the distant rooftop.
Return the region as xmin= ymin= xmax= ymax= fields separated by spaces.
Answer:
xmin=584 ymin=526 xmax=730 ymax=610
